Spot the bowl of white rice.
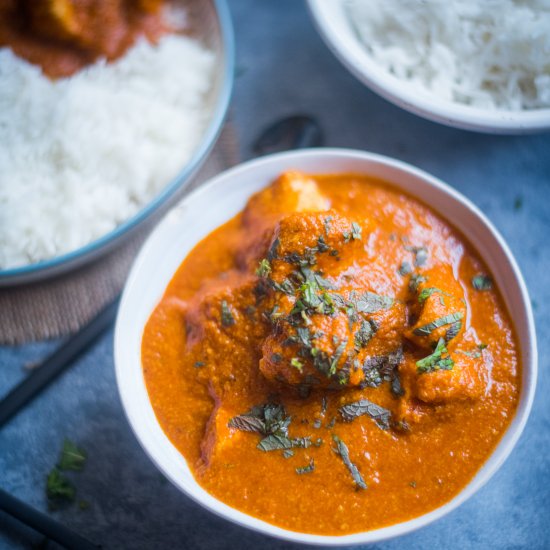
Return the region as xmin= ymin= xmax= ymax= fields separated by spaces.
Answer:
xmin=0 ymin=0 xmax=234 ymax=285
xmin=307 ymin=0 xmax=550 ymax=133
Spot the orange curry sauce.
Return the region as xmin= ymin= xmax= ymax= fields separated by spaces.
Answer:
xmin=142 ymin=172 xmax=520 ymax=535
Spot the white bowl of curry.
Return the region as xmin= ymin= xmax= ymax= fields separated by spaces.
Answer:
xmin=115 ymin=149 xmax=536 ymax=545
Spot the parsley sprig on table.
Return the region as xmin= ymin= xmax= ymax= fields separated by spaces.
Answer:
xmin=46 ymin=439 xmax=87 ymax=509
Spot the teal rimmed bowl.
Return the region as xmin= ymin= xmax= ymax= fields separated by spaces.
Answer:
xmin=0 ymin=0 xmax=234 ymax=286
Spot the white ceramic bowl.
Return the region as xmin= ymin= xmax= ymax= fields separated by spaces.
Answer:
xmin=114 ymin=149 xmax=537 ymax=545
xmin=307 ymin=0 xmax=550 ymax=134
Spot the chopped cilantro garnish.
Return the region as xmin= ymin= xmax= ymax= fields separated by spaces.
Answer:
xmin=413 ymin=312 xmax=464 ymax=337
xmin=296 ymin=458 xmax=315 ymax=475
xmin=339 ymin=399 xmax=391 ymax=430
xmin=332 ymin=435 xmax=367 ymax=490
xmin=354 ymin=320 xmax=376 ymax=351
xmin=256 ymin=258 xmax=271 ymax=278
xmin=409 ymin=274 xmax=428 ymax=292
xmin=416 ymin=338 xmax=454 ymax=373
xmin=418 ymin=287 xmax=442 ymax=302
xmin=291 ymin=357 xmax=304 ymax=372
xmin=472 ymin=274 xmax=492 ymax=291
xmin=220 ymin=300 xmax=236 ymax=327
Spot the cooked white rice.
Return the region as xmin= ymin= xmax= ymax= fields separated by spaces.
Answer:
xmin=0 ymin=33 xmax=215 ymax=269
xmin=346 ymin=0 xmax=550 ymax=110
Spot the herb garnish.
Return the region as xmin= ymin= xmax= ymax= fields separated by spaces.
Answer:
xmin=343 ymin=222 xmax=362 ymax=242
xmin=332 ymin=435 xmax=367 ymax=490
xmin=354 ymin=320 xmax=376 ymax=350
xmin=256 ymin=258 xmax=271 ymax=278
xmin=46 ymin=439 xmax=87 ymax=508
xmin=296 ymin=458 xmax=315 ymax=475
xmin=229 ymin=403 xmax=313 ymax=452
xmin=445 ymin=320 xmax=462 ymax=342
xmin=267 ymin=238 xmax=280 ymax=261
xmin=229 ymin=403 xmax=289 ymax=435
xmin=413 ymin=312 xmax=464 ymax=337
xmin=457 ymin=344 xmax=488 ymax=358
xmin=46 ymin=469 xmax=75 ymax=503
xmin=361 ymin=348 xmax=403 ymax=390
xmin=355 ymin=292 xmax=393 ymax=314
xmin=324 ymin=216 xmax=332 ymax=235
xmin=409 ymin=274 xmax=428 ymax=292
xmin=472 ymin=274 xmax=492 ymax=291
xmin=221 ymin=300 xmax=236 ymax=327
xmin=405 ymin=245 xmax=428 ymax=267
xmin=339 ymin=399 xmax=391 ymax=430
xmin=398 ymin=261 xmax=412 ymax=276
xmin=291 ymin=357 xmax=304 ymax=372
xmin=418 ymin=287 xmax=447 ymax=303
xmin=416 ymin=338 xmax=454 ymax=373
xmin=58 ymin=440 xmax=87 ymax=471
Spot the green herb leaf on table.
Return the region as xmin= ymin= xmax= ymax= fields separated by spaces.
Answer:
xmin=46 ymin=469 xmax=75 ymax=503
xmin=58 ymin=439 xmax=87 ymax=471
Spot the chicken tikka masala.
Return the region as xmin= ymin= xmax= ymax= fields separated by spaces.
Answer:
xmin=142 ymin=171 xmax=520 ymax=535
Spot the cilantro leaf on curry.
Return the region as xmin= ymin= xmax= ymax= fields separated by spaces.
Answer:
xmin=472 ymin=274 xmax=492 ymax=291
xmin=413 ymin=312 xmax=464 ymax=337
xmin=416 ymin=338 xmax=454 ymax=373
xmin=339 ymin=399 xmax=392 ymax=430
xmin=332 ymin=435 xmax=367 ymax=490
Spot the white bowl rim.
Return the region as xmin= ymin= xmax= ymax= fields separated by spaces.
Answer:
xmin=115 ymin=148 xmax=537 ymax=546
xmin=306 ymin=0 xmax=550 ymax=134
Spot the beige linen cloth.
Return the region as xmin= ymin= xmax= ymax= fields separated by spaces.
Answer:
xmin=0 ymin=123 xmax=239 ymax=345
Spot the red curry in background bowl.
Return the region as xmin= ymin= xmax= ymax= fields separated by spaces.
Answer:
xmin=115 ymin=149 xmax=536 ymax=545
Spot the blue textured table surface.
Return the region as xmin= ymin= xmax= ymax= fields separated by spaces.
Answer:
xmin=1 ymin=1 xmax=549 ymax=549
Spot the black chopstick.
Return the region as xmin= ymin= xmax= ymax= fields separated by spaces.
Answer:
xmin=0 ymin=488 xmax=99 ymax=549
xmin=0 ymin=296 xmax=120 ymax=428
